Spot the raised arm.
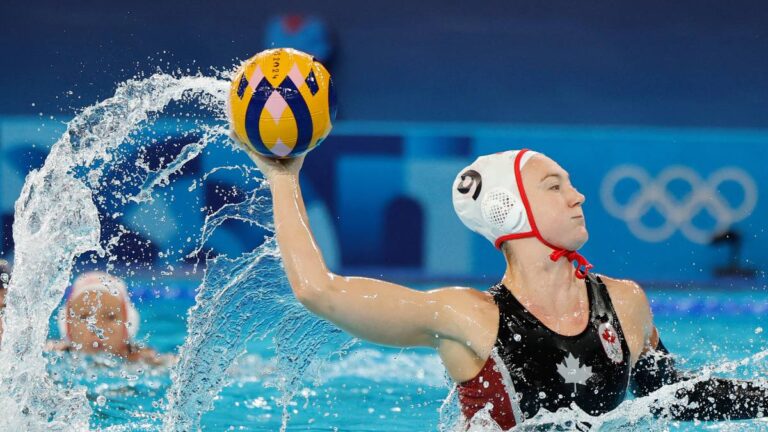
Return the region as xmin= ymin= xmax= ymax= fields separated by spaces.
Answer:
xmin=247 ymin=149 xmax=485 ymax=350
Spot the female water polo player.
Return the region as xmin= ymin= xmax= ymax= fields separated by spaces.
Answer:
xmin=245 ymin=146 xmax=768 ymax=429
xmin=50 ymin=271 xmax=172 ymax=365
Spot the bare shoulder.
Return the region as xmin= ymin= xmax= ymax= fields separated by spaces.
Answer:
xmin=428 ymin=286 xmax=499 ymax=365
xmin=598 ymin=275 xmax=653 ymax=330
xmin=599 ymin=274 xmax=650 ymax=309
xmin=426 ymin=285 xmax=499 ymax=340
xmin=45 ymin=339 xmax=72 ymax=352
xmin=598 ymin=274 xmax=655 ymax=363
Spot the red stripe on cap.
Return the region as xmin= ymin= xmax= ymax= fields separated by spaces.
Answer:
xmin=494 ymin=232 xmax=535 ymax=249
xmin=494 ymin=149 xmax=537 ymax=249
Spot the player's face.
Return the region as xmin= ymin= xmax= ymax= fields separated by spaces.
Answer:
xmin=67 ymin=290 xmax=129 ymax=354
xmin=521 ymin=155 xmax=588 ymax=250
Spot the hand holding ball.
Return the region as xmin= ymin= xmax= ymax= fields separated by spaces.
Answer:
xmin=228 ymin=48 xmax=337 ymax=159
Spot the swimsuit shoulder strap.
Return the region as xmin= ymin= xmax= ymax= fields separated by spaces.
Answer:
xmin=586 ymin=273 xmax=616 ymax=323
xmin=488 ymin=283 xmax=521 ymax=314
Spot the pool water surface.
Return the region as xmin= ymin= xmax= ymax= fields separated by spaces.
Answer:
xmin=47 ymin=286 xmax=768 ymax=431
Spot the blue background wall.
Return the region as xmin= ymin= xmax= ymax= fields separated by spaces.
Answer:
xmin=1 ymin=1 xmax=766 ymax=286
xmin=2 ymin=117 xmax=765 ymax=285
xmin=2 ymin=0 xmax=767 ymax=127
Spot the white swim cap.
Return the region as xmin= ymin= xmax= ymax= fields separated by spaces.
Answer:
xmin=452 ymin=149 xmax=593 ymax=278
xmin=452 ymin=150 xmax=540 ymax=248
xmin=57 ymin=271 xmax=140 ymax=341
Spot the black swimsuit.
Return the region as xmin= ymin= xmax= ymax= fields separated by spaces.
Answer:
xmin=458 ymin=274 xmax=631 ymax=428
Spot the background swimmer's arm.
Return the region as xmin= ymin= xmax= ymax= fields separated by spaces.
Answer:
xmin=251 ymin=153 xmax=482 ymax=349
xmin=631 ymin=330 xmax=768 ymax=420
xmin=128 ymin=346 xmax=177 ymax=366
xmin=45 ymin=339 xmax=73 ymax=351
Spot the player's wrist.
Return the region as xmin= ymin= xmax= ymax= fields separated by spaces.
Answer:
xmin=267 ymin=172 xmax=299 ymax=189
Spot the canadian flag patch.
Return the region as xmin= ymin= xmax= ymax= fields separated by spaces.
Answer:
xmin=598 ymin=322 xmax=623 ymax=363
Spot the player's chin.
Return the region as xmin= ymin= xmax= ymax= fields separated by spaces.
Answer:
xmin=566 ymin=228 xmax=589 ymax=250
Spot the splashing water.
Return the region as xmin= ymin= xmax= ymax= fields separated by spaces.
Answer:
xmin=162 ymin=184 xmax=351 ymax=431
xmin=0 ymin=73 xmax=228 ymax=431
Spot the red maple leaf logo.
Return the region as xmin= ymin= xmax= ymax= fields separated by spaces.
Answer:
xmin=602 ymin=328 xmax=616 ymax=344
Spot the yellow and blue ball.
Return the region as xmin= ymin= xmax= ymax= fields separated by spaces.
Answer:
xmin=228 ymin=48 xmax=337 ymax=158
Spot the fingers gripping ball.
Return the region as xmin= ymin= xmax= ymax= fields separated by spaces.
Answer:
xmin=228 ymin=48 xmax=337 ymax=158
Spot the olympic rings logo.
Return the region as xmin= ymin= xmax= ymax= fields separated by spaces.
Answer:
xmin=600 ymin=165 xmax=758 ymax=244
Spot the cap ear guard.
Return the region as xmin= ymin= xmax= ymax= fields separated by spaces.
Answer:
xmin=481 ymin=188 xmax=525 ymax=234
xmin=56 ymin=306 xmax=68 ymax=340
xmin=124 ymin=302 xmax=140 ymax=338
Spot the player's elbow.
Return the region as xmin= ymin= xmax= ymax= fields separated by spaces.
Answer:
xmin=289 ymin=269 xmax=337 ymax=309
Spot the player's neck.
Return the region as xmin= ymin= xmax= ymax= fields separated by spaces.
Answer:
xmin=501 ymin=238 xmax=584 ymax=310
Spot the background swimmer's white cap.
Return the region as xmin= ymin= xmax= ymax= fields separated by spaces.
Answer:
xmin=0 ymin=259 xmax=10 ymax=290
xmin=452 ymin=150 xmax=540 ymax=248
xmin=56 ymin=271 xmax=140 ymax=340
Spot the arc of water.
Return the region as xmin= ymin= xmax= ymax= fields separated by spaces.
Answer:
xmin=0 ymin=74 xmax=227 ymax=432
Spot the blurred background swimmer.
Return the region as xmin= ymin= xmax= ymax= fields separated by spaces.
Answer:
xmin=0 ymin=259 xmax=10 ymax=343
xmin=50 ymin=271 xmax=173 ymax=365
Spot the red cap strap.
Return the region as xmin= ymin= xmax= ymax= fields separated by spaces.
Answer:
xmin=549 ymin=249 xmax=594 ymax=279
